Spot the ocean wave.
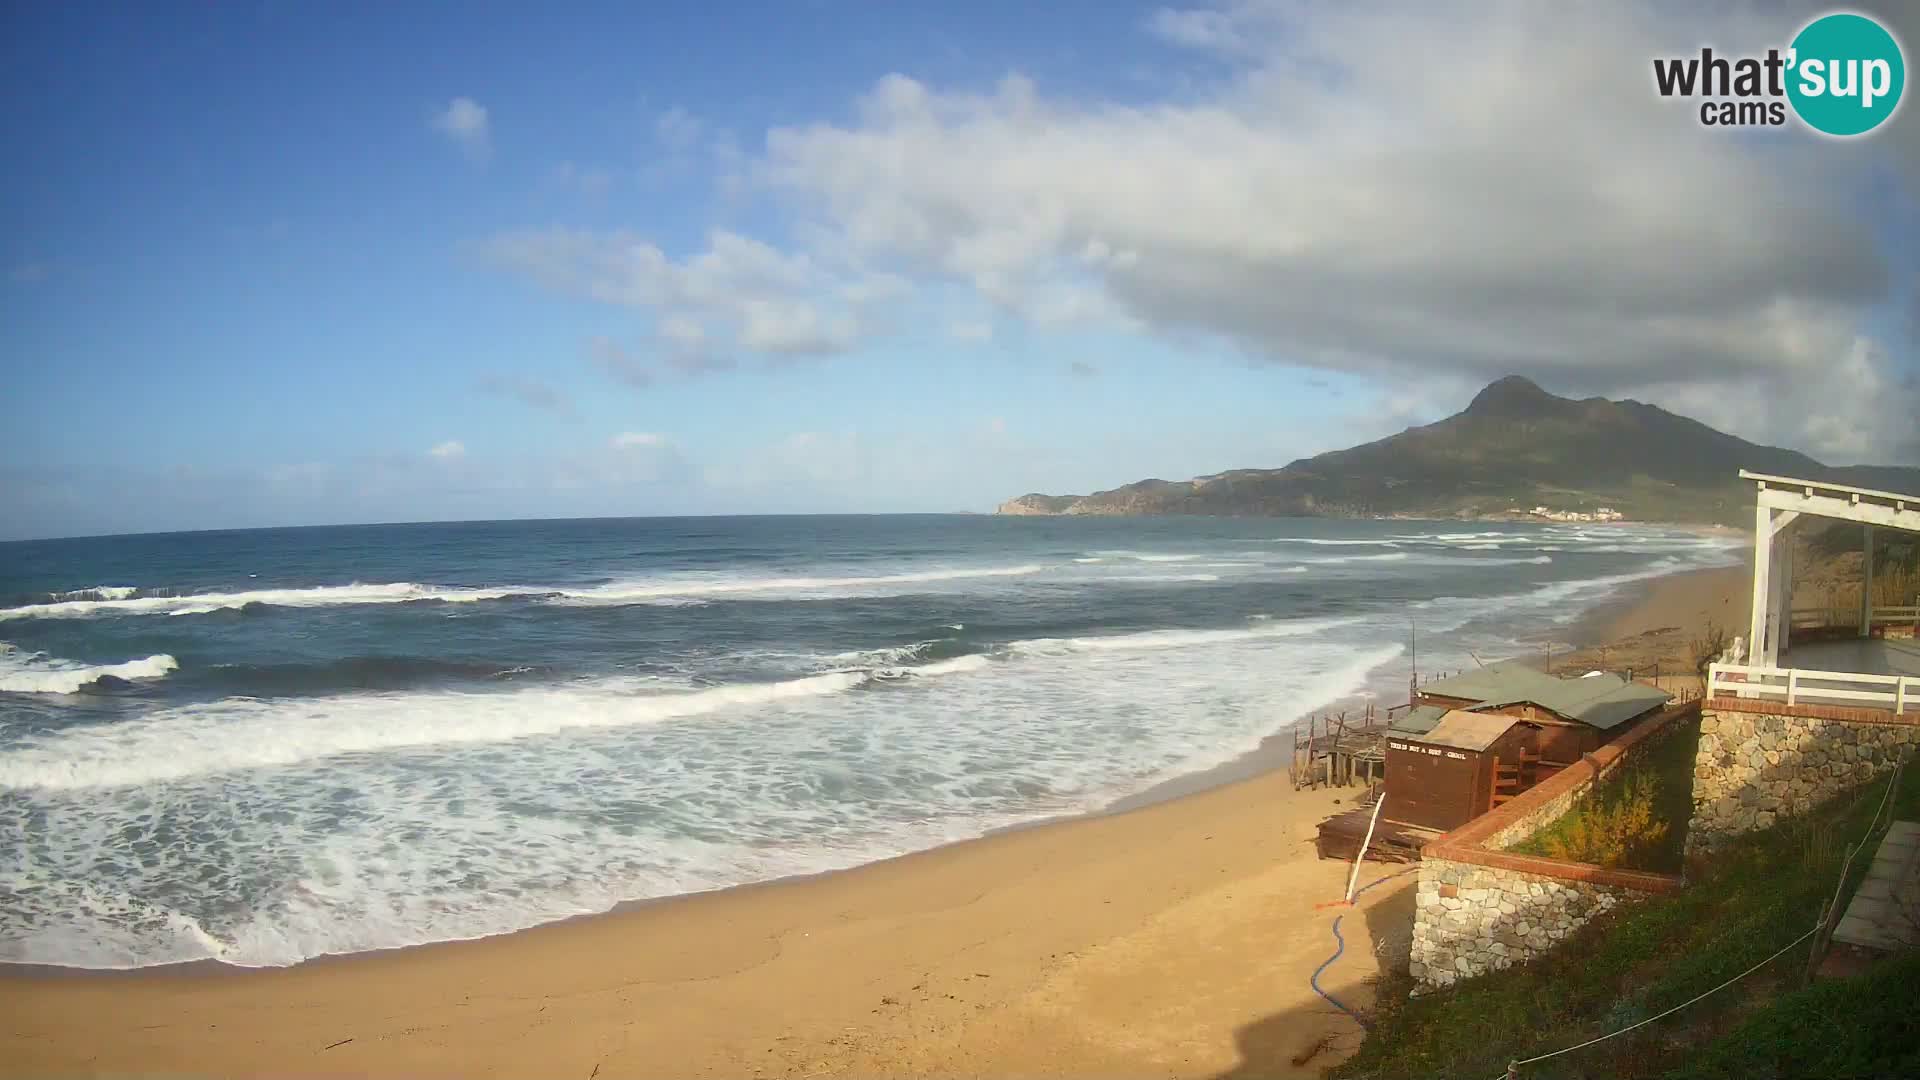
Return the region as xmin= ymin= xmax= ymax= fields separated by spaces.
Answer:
xmin=47 ymin=585 xmax=140 ymax=602
xmin=1 ymin=636 xmax=1407 ymax=969
xmin=0 ymin=582 xmax=523 ymax=621
xmin=543 ymin=564 xmax=1046 ymax=604
xmin=0 ymin=671 xmax=873 ymax=791
xmin=0 ymin=643 xmax=179 ymax=695
xmin=191 ymin=656 xmax=546 ymax=696
xmin=1266 ymin=537 xmax=1402 ymax=547
xmin=1087 ymin=551 xmax=1202 ymax=562
xmin=0 ymin=564 xmax=1048 ymax=620
xmin=1005 ymin=615 xmax=1358 ymax=657
xmin=1305 ymin=552 xmax=1412 ymax=565
xmin=873 ymin=654 xmax=993 ymax=679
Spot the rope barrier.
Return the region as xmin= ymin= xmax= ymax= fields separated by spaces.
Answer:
xmin=1488 ymin=926 xmax=1818 ymax=1079
xmin=1487 ymin=753 xmax=1910 ymax=1078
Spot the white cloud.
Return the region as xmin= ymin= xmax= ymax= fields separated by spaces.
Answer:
xmin=949 ymin=319 xmax=994 ymax=342
xmin=489 ymin=227 xmax=896 ymax=371
xmin=610 ymin=431 xmax=668 ymax=449
xmin=485 ymin=2 xmax=1918 ymax=460
xmin=739 ymin=2 xmax=1912 ymax=458
xmin=428 ymin=440 xmax=467 ymax=460
xmin=431 ymin=97 xmax=491 ymax=160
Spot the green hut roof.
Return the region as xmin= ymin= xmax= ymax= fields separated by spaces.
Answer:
xmin=1388 ymin=703 xmax=1449 ymax=735
xmin=1418 ymin=663 xmax=1671 ymax=730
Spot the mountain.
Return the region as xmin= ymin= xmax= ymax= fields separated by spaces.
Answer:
xmin=997 ymin=376 xmax=1920 ymax=525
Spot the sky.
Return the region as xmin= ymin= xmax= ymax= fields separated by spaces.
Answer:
xmin=3 ymin=0 xmax=1918 ymax=540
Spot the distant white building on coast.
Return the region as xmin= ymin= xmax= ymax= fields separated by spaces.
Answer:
xmin=1526 ymin=505 xmax=1623 ymax=522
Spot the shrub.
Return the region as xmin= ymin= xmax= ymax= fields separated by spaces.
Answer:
xmin=1539 ymin=768 xmax=1670 ymax=868
xmin=1691 ymin=619 xmax=1731 ymax=678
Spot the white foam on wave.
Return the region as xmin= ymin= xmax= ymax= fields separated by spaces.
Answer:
xmin=548 ymin=564 xmax=1045 ymax=604
xmin=1305 ymin=552 xmax=1412 ymax=565
xmin=893 ymin=654 xmax=992 ymax=678
xmin=0 ymin=582 xmax=522 ymax=621
xmin=1267 ymin=537 xmax=1402 ymax=547
xmin=1088 ymin=551 xmax=1202 ymax=563
xmin=1 ymin=624 xmax=1405 ymax=969
xmin=822 ymin=641 xmax=942 ymax=666
xmin=0 ymin=643 xmax=179 ymax=695
xmin=0 ymin=565 xmax=1049 ymax=620
xmin=1007 ymin=615 xmax=1356 ymax=658
xmin=1123 ymin=573 xmax=1222 ymax=583
xmin=47 ymin=585 xmax=140 ymax=602
xmin=0 ymin=671 xmax=870 ymax=791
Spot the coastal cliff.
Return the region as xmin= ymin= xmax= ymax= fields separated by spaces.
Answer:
xmin=998 ymin=376 xmax=1920 ymax=525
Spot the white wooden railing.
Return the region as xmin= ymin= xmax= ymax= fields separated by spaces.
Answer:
xmin=1788 ymin=604 xmax=1920 ymax=632
xmin=1708 ymin=662 xmax=1917 ymax=714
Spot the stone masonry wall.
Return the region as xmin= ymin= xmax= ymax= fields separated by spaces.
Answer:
xmin=1408 ymin=702 xmax=1694 ymax=993
xmin=1410 ymin=858 xmax=1628 ymax=991
xmin=1690 ymin=702 xmax=1920 ymax=853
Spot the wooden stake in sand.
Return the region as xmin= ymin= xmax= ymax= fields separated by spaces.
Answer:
xmin=1342 ymin=791 xmax=1388 ymax=904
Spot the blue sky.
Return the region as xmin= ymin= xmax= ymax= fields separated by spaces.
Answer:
xmin=4 ymin=1 xmax=1917 ymax=539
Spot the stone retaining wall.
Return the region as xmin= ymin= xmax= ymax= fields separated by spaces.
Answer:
xmin=1411 ymin=858 xmax=1628 ymax=989
xmin=1408 ymin=701 xmax=1693 ymax=993
xmin=1689 ymin=699 xmax=1920 ymax=852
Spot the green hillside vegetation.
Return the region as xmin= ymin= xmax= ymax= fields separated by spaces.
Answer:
xmin=1332 ymin=757 xmax=1920 ymax=1079
xmin=1001 ymin=377 xmax=1920 ymax=525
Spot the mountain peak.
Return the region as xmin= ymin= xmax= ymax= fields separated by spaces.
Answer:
xmin=1464 ymin=375 xmax=1561 ymax=418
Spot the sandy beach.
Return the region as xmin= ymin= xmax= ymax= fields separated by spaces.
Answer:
xmin=0 ymin=562 xmax=1752 ymax=1079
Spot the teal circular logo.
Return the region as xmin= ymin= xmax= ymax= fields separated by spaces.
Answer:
xmin=1787 ymin=13 xmax=1905 ymax=136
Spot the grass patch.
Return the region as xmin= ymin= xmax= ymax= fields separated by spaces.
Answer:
xmin=1507 ymin=722 xmax=1699 ymax=875
xmin=1668 ymin=950 xmax=1920 ymax=1080
xmin=1331 ymin=760 xmax=1918 ymax=1080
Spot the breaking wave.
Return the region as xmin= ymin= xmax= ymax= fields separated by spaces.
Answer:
xmin=0 ymin=644 xmax=179 ymax=695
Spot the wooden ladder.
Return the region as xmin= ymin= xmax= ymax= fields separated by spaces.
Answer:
xmin=1489 ymin=751 xmax=1542 ymax=810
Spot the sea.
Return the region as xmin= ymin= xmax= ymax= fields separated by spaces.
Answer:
xmin=0 ymin=515 xmax=1741 ymax=970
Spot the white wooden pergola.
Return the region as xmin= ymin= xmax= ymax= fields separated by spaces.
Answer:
xmin=1747 ymin=470 xmax=1920 ymax=666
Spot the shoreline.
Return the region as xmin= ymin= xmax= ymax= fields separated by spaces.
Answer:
xmin=0 ymin=560 xmax=1754 ymax=1078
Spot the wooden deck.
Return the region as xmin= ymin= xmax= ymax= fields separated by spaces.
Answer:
xmin=1313 ymin=791 xmax=1440 ymax=863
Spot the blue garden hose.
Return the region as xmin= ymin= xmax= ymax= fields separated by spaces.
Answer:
xmin=1312 ymin=914 xmax=1368 ymax=1028
xmin=1310 ymin=867 xmax=1423 ymax=1029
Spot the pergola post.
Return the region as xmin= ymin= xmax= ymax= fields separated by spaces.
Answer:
xmin=1750 ymin=494 xmax=1772 ymax=666
xmin=1861 ymin=525 xmax=1876 ymax=637
xmin=1778 ymin=531 xmax=1793 ymax=658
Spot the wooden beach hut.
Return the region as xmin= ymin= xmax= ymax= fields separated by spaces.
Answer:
xmin=1380 ymin=709 xmax=1540 ymax=832
xmin=1314 ymin=665 xmax=1673 ymax=860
